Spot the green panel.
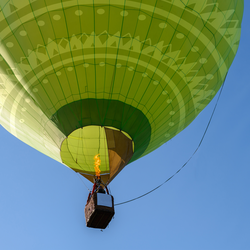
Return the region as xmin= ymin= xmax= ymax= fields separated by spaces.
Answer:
xmin=0 ymin=0 xmax=244 ymax=178
xmin=61 ymin=126 xmax=109 ymax=174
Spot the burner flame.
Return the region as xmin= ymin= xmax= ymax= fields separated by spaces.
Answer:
xmin=94 ymin=154 xmax=101 ymax=178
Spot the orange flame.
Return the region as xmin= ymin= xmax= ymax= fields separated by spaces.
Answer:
xmin=94 ymin=154 xmax=101 ymax=178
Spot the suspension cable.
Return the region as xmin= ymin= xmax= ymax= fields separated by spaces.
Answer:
xmin=77 ymin=173 xmax=91 ymax=192
xmin=114 ymin=81 xmax=225 ymax=206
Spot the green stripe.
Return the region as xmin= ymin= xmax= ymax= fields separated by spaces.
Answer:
xmin=51 ymin=98 xmax=151 ymax=162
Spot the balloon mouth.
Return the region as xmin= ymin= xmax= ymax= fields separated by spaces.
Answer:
xmin=50 ymin=98 xmax=151 ymax=163
xmin=60 ymin=125 xmax=134 ymax=184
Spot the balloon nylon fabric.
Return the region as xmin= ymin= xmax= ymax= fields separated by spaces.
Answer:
xmin=0 ymin=1 xmax=243 ymax=181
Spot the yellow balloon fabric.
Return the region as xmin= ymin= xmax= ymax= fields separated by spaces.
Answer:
xmin=0 ymin=0 xmax=244 ymax=183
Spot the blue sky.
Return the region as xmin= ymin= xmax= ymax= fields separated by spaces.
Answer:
xmin=0 ymin=2 xmax=249 ymax=250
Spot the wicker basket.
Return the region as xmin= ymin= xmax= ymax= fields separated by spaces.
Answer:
xmin=85 ymin=192 xmax=115 ymax=229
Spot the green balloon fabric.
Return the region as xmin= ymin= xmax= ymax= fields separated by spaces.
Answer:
xmin=0 ymin=0 xmax=244 ymax=182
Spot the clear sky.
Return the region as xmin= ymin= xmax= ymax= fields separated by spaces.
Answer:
xmin=0 ymin=2 xmax=249 ymax=250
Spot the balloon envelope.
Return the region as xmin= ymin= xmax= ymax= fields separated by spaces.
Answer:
xmin=0 ymin=0 xmax=244 ymax=183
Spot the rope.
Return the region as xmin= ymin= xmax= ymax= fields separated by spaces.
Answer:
xmin=114 ymin=81 xmax=225 ymax=206
xmin=77 ymin=173 xmax=91 ymax=192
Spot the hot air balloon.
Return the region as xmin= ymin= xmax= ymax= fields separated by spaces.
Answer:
xmin=0 ymin=0 xmax=244 ymax=228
